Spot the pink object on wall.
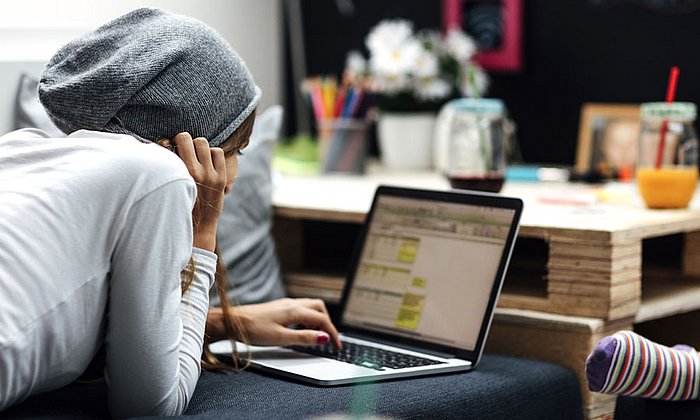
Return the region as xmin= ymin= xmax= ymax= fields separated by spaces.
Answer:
xmin=443 ymin=0 xmax=523 ymax=73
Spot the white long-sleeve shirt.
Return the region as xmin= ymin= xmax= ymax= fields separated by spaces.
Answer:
xmin=0 ymin=129 xmax=215 ymax=416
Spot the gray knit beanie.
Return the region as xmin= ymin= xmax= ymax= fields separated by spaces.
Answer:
xmin=38 ymin=7 xmax=261 ymax=146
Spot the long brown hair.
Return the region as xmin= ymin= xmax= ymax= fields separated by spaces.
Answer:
xmin=200 ymin=252 xmax=251 ymax=371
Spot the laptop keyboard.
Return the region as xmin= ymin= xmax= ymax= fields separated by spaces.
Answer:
xmin=289 ymin=341 xmax=446 ymax=371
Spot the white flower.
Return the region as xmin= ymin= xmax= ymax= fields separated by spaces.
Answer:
xmin=342 ymin=18 xmax=488 ymax=108
xmin=413 ymin=47 xmax=439 ymax=79
xmin=372 ymin=72 xmax=411 ymax=94
xmin=459 ymin=64 xmax=489 ymax=98
xmin=369 ymin=38 xmax=421 ymax=78
xmin=366 ymin=19 xmax=413 ymax=54
xmin=414 ymin=77 xmax=452 ymax=101
xmin=344 ymin=50 xmax=367 ymax=83
xmin=445 ymin=28 xmax=476 ymax=62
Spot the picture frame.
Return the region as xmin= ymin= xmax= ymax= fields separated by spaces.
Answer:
xmin=575 ymin=103 xmax=641 ymax=174
xmin=442 ymin=0 xmax=523 ymax=72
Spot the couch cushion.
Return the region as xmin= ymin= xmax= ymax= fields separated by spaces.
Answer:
xmin=212 ymin=105 xmax=286 ymax=305
xmin=14 ymin=73 xmax=64 ymax=136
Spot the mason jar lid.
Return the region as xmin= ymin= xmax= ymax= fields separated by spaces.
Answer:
xmin=641 ymin=102 xmax=696 ymax=120
xmin=449 ymin=98 xmax=505 ymax=116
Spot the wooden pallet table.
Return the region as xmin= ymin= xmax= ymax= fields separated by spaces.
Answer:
xmin=497 ymin=183 xmax=700 ymax=321
xmin=271 ymin=167 xmax=700 ymax=419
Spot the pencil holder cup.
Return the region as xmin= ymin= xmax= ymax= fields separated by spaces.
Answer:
xmin=317 ymin=118 xmax=369 ymax=174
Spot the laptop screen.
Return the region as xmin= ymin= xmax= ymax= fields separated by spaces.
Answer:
xmin=342 ymin=194 xmax=516 ymax=351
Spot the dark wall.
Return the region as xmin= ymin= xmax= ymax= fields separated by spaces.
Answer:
xmin=287 ymin=0 xmax=700 ymax=165
xmin=492 ymin=0 xmax=700 ymax=164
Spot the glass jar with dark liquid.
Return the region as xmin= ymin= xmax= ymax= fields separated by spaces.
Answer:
xmin=441 ymin=99 xmax=509 ymax=193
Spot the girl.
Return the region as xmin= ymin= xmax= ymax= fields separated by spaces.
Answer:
xmin=0 ymin=8 xmax=339 ymax=417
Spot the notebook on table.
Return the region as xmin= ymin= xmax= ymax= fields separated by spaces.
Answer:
xmin=211 ymin=185 xmax=523 ymax=385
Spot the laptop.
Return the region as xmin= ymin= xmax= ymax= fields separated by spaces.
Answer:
xmin=211 ymin=185 xmax=523 ymax=385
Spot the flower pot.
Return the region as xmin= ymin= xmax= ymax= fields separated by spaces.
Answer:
xmin=377 ymin=112 xmax=436 ymax=170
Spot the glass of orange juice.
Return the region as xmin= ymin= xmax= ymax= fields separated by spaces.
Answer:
xmin=637 ymin=102 xmax=698 ymax=209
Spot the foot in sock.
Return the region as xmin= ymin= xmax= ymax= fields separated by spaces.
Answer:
xmin=585 ymin=330 xmax=700 ymax=400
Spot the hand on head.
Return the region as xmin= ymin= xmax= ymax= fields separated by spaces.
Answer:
xmin=207 ymin=298 xmax=342 ymax=349
xmin=172 ymin=132 xmax=227 ymax=252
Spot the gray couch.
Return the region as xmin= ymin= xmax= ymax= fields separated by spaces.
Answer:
xmin=3 ymin=355 xmax=583 ymax=419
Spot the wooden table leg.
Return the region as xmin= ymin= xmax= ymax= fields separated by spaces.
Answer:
xmin=499 ymin=237 xmax=642 ymax=320
xmin=547 ymin=238 xmax=641 ymax=319
xmin=683 ymin=230 xmax=700 ymax=276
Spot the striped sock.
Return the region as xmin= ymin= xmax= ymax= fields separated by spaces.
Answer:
xmin=585 ymin=330 xmax=700 ymax=400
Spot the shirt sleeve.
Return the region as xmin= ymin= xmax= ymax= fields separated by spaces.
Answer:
xmin=104 ymin=179 xmax=216 ymax=417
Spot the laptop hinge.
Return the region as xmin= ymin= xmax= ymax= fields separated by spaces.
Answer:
xmin=344 ymin=332 xmax=457 ymax=359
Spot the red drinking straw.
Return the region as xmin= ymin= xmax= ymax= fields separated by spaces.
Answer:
xmin=655 ymin=66 xmax=680 ymax=169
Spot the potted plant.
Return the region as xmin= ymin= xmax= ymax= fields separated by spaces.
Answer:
xmin=345 ymin=19 xmax=487 ymax=169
